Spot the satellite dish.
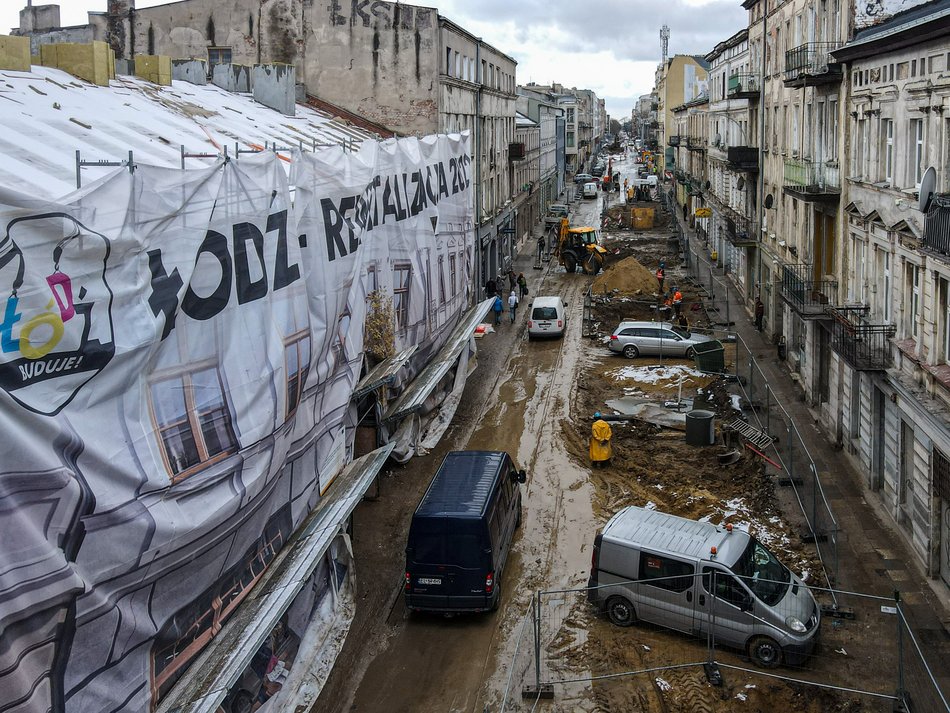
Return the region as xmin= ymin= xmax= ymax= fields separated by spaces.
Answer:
xmin=764 ymin=193 xmax=774 ymax=210
xmin=737 ymin=177 xmax=746 ymax=191
xmin=919 ymin=166 xmax=937 ymax=212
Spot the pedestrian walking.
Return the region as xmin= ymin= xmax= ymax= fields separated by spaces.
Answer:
xmin=508 ymin=290 xmax=518 ymax=323
xmin=656 ymin=267 xmax=665 ymax=293
xmin=485 ymin=278 xmax=496 ymax=299
xmin=493 ymin=294 xmax=503 ymax=325
xmin=507 ymin=269 xmax=517 ymax=293
xmin=517 ymin=272 xmax=528 ymax=299
xmin=537 ymin=234 xmax=545 ymax=261
xmin=755 ymin=296 xmax=765 ymax=331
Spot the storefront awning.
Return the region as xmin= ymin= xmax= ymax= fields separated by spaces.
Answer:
xmin=156 ymin=442 xmax=395 ymax=713
xmin=383 ymin=297 xmax=495 ymax=423
xmin=352 ymin=345 xmax=418 ymax=399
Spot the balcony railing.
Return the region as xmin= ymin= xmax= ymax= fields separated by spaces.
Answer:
xmin=783 ymin=158 xmax=840 ymax=199
xmin=784 ymin=42 xmax=843 ymax=85
xmin=687 ymin=136 xmax=705 ymax=151
xmin=924 ymin=194 xmax=950 ymax=257
xmin=728 ymin=72 xmax=760 ymax=98
xmin=727 ymin=146 xmax=758 ymax=171
xmin=668 ymin=135 xmax=681 ymax=147
xmin=829 ymin=306 xmax=895 ymax=371
xmin=780 ymin=263 xmax=837 ymax=317
xmin=725 ymin=213 xmax=756 ymax=246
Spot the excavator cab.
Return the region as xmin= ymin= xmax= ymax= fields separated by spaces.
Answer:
xmin=553 ymin=218 xmax=607 ymax=274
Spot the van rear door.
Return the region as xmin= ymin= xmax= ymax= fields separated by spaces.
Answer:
xmin=407 ymin=518 xmax=491 ymax=611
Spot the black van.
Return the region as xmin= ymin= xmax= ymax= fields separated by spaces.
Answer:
xmin=404 ymin=451 xmax=526 ymax=613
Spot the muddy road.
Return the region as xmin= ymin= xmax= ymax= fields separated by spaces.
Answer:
xmin=317 ymin=152 xmax=884 ymax=713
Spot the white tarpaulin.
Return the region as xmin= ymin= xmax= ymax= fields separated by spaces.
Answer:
xmin=0 ymin=133 xmax=474 ymax=712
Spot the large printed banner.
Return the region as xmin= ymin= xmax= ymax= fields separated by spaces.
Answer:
xmin=0 ymin=134 xmax=474 ymax=712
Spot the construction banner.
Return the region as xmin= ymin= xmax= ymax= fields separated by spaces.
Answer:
xmin=0 ymin=133 xmax=473 ymax=712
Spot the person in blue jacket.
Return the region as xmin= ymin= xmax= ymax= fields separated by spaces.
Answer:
xmin=493 ymin=294 xmax=503 ymax=325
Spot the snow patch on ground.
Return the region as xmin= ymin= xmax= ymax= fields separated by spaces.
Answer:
xmin=655 ymin=677 xmax=672 ymax=691
xmin=731 ymin=394 xmax=743 ymax=412
xmin=611 ymin=364 xmax=705 ymax=385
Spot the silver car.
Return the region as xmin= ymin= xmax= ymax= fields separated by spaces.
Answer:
xmin=608 ymin=321 xmax=712 ymax=359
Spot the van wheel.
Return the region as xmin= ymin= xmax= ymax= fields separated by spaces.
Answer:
xmin=622 ymin=344 xmax=639 ymax=359
xmin=748 ymin=636 xmax=782 ymax=668
xmin=605 ymin=596 xmax=637 ymax=627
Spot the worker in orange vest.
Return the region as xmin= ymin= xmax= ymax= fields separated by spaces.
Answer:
xmin=672 ymin=289 xmax=683 ymax=316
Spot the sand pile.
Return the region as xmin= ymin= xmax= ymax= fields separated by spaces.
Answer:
xmin=592 ymin=255 xmax=659 ymax=296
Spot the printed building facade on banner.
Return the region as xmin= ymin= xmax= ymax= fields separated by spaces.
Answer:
xmin=0 ymin=134 xmax=474 ymax=713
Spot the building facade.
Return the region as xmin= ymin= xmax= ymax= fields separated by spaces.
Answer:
xmin=659 ymin=55 xmax=710 ymax=174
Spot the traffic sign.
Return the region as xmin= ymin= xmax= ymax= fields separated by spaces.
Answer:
xmin=694 ymin=207 xmax=712 ymax=218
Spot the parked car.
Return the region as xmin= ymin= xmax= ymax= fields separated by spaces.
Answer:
xmin=608 ymin=321 xmax=712 ymax=359
xmin=582 ymin=182 xmax=598 ymax=199
xmin=404 ymin=451 xmax=526 ymax=613
xmin=574 ymin=173 xmax=594 ymax=184
xmin=547 ymin=203 xmax=570 ymax=218
xmin=527 ymin=296 xmax=568 ymax=339
xmin=588 ymin=506 xmax=820 ymax=667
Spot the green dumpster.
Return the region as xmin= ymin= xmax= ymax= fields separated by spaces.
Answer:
xmin=693 ymin=339 xmax=725 ymax=373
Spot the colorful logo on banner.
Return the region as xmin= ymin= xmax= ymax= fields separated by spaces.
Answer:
xmin=0 ymin=214 xmax=115 ymax=415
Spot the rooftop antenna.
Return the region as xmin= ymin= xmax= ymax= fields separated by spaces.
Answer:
xmin=660 ymin=25 xmax=670 ymax=64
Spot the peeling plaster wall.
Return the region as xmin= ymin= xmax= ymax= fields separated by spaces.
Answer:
xmin=308 ymin=0 xmax=440 ymax=135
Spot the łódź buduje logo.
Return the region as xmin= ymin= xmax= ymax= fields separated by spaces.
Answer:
xmin=0 ymin=214 xmax=116 ymax=416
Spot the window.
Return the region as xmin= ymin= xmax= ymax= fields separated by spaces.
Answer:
xmin=446 ymin=47 xmax=452 ymax=75
xmin=942 ymin=278 xmax=950 ymax=364
xmin=449 ymin=253 xmax=457 ymax=295
xmin=151 ymin=366 xmax=238 ymax=479
xmin=911 ymin=119 xmax=924 ymax=186
xmin=207 ymin=47 xmax=232 ymax=68
xmin=883 ymin=251 xmax=892 ymax=322
xmin=908 ymin=262 xmax=920 ymax=338
xmin=567 ymin=132 xmax=575 ymax=148
xmin=437 ymin=255 xmax=446 ymax=304
xmin=285 ymin=332 xmax=311 ymax=417
xmin=393 ymin=263 xmax=412 ymax=329
xmin=883 ymin=119 xmax=893 ymax=183
xmin=638 ymin=552 xmax=694 ymax=592
xmin=702 ymin=568 xmax=752 ymax=609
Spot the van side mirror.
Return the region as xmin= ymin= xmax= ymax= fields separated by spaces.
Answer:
xmin=563 ymin=302 xmax=569 ymax=307
xmin=517 ymin=469 xmax=527 ymax=483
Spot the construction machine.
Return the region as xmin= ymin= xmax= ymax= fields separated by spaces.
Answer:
xmin=552 ymin=217 xmax=607 ymax=274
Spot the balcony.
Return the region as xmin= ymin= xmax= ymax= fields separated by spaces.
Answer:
xmin=923 ymin=194 xmax=950 ymax=257
xmin=727 ymin=146 xmax=758 ymax=172
xmin=508 ymin=142 xmax=525 ymax=161
xmin=829 ymin=306 xmax=895 ymax=371
xmin=674 ymin=169 xmax=687 ymax=183
xmin=724 ymin=213 xmax=757 ymax=247
xmin=687 ymin=136 xmax=705 ymax=151
xmin=784 ymin=42 xmax=843 ymax=87
xmin=728 ymin=72 xmax=760 ymax=99
xmin=783 ymin=158 xmax=840 ymax=202
xmin=668 ymin=135 xmax=681 ymax=147
xmin=780 ymin=263 xmax=837 ymax=318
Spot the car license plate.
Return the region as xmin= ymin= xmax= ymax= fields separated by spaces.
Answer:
xmin=418 ymin=577 xmax=441 ymax=585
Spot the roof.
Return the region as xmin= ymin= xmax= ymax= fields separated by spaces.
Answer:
xmin=516 ymin=111 xmax=537 ymax=127
xmin=833 ymin=0 xmax=950 ymax=60
xmin=602 ymin=506 xmax=749 ymax=566
xmin=415 ymin=451 xmax=507 ymax=518
xmin=0 ymin=65 xmax=378 ymax=200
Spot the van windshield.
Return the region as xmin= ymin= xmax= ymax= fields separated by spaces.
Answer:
xmin=731 ymin=538 xmax=790 ymax=606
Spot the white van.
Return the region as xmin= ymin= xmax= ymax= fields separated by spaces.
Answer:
xmin=588 ymin=507 xmax=820 ymax=667
xmin=527 ymin=296 xmax=567 ymax=339
xmin=582 ymin=182 xmax=598 ymax=199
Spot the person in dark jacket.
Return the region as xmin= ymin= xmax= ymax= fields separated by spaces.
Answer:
xmin=755 ymin=297 xmax=765 ymax=331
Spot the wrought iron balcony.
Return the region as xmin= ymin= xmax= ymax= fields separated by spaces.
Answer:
xmin=728 ymin=72 xmax=760 ymax=99
xmin=829 ymin=306 xmax=895 ymax=371
xmin=674 ymin=169 xmax=687 ymax=183
xmin=727 ymin=146 xmax=758 ymax=171
xmin=725 ymin=213 xmax=757 ymax=246
xmin=923 ymin=194 xmax=950 ymax=257
xmin=668 ymin=135 xmax=681 ymax=147
xmin=687 ymin=136 xmax=705 ymax=151
xmin=784 ymin=42 xmax=843 ymax=86
xmin=780 ymin=263 xmax=837 ymax=318
xmin=783 ymin=158 xmax=840 ymax=201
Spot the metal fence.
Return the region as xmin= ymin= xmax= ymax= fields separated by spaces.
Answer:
xmin=499 ymin=575 xmax=949 ymax=712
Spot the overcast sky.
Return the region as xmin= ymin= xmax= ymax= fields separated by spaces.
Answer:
xmin=3 ymin=0 xmax=746 ymax=119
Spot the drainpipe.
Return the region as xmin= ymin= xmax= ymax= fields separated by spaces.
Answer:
xmin=474 ymin=41 xmax=483 ymax=301
xmin=756 ymin=0 xmax=767 ymax=308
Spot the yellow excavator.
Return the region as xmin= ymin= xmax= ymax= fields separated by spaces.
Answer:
xmin=552 ymin=217 xmax=608 ymax=274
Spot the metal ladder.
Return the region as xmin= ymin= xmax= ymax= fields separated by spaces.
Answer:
xmin=723 ymin=418 xmax=773 ymax=450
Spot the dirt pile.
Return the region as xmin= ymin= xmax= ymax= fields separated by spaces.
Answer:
xmin=592 ymin=255 xmax=659 ymax=297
